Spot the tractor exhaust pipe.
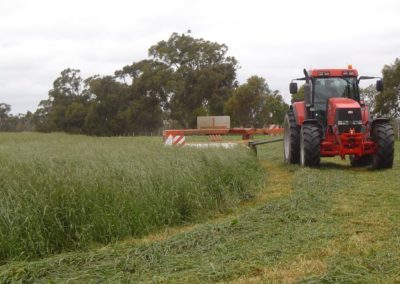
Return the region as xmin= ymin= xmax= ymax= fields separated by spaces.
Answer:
xmin=302 ymin=68 xmax=314 ymax=119
xmin=303 ymin=68 xmax=309 ymax=79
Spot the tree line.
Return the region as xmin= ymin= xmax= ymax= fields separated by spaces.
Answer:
xmin=0 ymin=103 xmax=34 ymax=132
xmin=1 ymin=32 xmax=399 ymax=135
xmin=0 ymin=32 xmax=287 ymax=135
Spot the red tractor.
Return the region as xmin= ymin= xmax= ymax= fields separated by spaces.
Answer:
xmin=284 ymin=66 xmax=394 ymax=169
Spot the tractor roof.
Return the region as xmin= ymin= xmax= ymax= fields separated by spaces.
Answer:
xmin=309 ymin=66 xmax=358 ymax=77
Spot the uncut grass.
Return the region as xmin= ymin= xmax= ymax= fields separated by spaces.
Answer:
xmin=2 ymin=140 xmax=399 ymax=283
xmin=0 ymin=133 xmax=264 ymax=262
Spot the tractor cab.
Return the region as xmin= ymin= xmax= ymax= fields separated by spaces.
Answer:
xmin=289 ymin=66 xmax=383 ymax=129
xmin=313 ymin=76 xmax=359 ymax=125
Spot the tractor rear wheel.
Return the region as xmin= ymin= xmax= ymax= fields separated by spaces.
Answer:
xmin=372 ymin=123 xmax=394 ymax=169
xmin=350 ymin=155 xmax=372 ymax=167
xmin=300 ymin=124 xmax=320 ymax=167
xmin=283 ymin=111 xmax=300 ymax=164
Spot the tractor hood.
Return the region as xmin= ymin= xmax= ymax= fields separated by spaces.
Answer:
xmin=327 ymin=98 xmax=362 ymax=133
xmin=327 ymin=98 xmax=360 ymax=109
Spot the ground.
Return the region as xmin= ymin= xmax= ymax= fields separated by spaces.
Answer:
xmin=1 ymin=139 xmax=399 ymax=283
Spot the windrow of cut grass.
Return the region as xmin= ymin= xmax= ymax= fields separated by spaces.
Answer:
xmin=0 ymin=133 xmax=264 ymax=262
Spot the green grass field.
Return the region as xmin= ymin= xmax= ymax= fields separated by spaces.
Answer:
xmin=0 ymin=133 xmax=399 ymax=283
xmin=0 ymin=133 xmax=264 ymax=262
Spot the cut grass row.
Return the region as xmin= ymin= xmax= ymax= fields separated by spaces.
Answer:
xmin=1 ymin=139 xmax=399 ymax=283
xmin=0 ymin=133 xmax=264 ymax=262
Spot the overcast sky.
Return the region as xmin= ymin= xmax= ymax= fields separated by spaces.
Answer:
xmin=1 ymin=0 xmax=400 ymax=114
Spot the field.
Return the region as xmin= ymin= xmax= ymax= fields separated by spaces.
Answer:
xmin=0 ymin=133 xmax=264 ymax=262
xmin=1 ymin=133 xmax=400 ymax=283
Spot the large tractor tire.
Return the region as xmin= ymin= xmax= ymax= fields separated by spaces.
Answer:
xmin=283 ymin=111 xmax=300 ymax=164
xmin=300 ymin=124 xmax=321 ymax=167
xmin=372 ymin=123 xmax=394 ymax=169
xmin=350 ymin=155 xmax=372 ymax=167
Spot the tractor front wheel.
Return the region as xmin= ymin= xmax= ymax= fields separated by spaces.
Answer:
xmin=283 ymin=111 xmax=300 ymax=164
xmin=372 ymin=123 xmax=394 ymax=169
xmin=300 ymin=124 xmax=320 ymax=167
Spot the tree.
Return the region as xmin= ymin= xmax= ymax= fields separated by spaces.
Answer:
xmin=224 ymin=76 xmax=286 ymax=127
xmin=33 ymin=68 xmax=90 ymax=133
xmin=65 ymin=102 xmax=88 ymax=133
xmin=291 ymin=85 xmax=304 ymax=103
xmin=36 ymin=64 xmax=168 ymax=136
xmin=15 ymin=111 xmax=34 ymax=131
xmin=115 ymin=59 xmax=173 ymax=135
xmin=375 ymin=58 xmax=400 ymax=118
xmin=0 ymin=103 xmax=14 ymax=131
xmin=0 ymin=103 xmax=11 ymax=130
xmin=33 ymin=99 xmax=53 ymax=132
xmin=149 ymin=32 xmax=238 ymax=128
xmin=265 ymin=91 xmax=289 ymax=125
xmin=117 ymin=59 xmax=173 ymax=112
xmin=85 ymin=76 xmax=129 ymax=136
xmin=0 ymin=104 xmax=33 ymax=132
xmin=360 ymin=84 xmax=379 ymax=115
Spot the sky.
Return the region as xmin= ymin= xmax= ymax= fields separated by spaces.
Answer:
xmin=1 ymin=0 xmax=400 ymax=114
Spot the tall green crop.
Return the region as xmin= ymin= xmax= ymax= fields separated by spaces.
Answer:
xmin=0 ymin=133 xmax=264 ymax=261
